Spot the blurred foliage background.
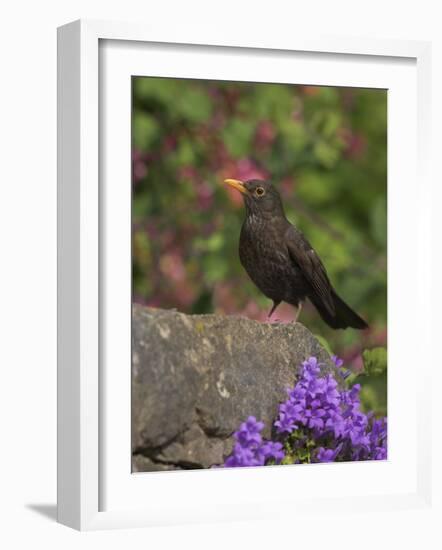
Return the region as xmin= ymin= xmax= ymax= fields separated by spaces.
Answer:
xmin=132 ymin=77 xmax=387 ymax=414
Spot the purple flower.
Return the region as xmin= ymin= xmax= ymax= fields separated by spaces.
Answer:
xmin=274 ymin=356 xmax=387 ymax=463
xmin=303 ymin=402 xmax=326 ymax=430
xmin=301 ymin=357 xmax=321 ymax=380
xmin=316 ymin=443 xmax=343 ymax=463
xmin=223 ymin=355 xmax=387 ymax=468
xmin=287 ymin=385 xmax=307 ymax=402
xmin=280 ymin=401 xmax=303 ymax=418
xmin=332 ymin=354 xmax=351 ymax=379
xmin=323 ymin=375 xmax=340 ymax=407
xmin=274 ymin=412 xmax=298 ymax=434
xmin=258 ymin=441 xmax=285 ymax=464
xmin=235 ymin=416 xmax=265 ymax=447
xmin=367 ymin=417 xmax=387 ymax=459
xmin=373 ymin=446 xmax=387 ymax=460
xmin=325 ymin=409 xmax=346 ymax=438
xmin=331 ymin=355 xmax=344 ymax=368
xmin=223 ymin=416 xmax=285 ymax=468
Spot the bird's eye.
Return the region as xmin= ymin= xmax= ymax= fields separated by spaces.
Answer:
xmin=255 ymin=187 xmax=265 ymax=197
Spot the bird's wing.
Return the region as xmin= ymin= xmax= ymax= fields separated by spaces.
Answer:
xmin=285 ymin=225 xmax=335 ymax=316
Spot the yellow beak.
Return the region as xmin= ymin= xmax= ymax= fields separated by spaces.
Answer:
xmin=224 ymin=178 xmax=248 ymax=195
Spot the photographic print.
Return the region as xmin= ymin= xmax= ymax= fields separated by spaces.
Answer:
xmin=131 ymin=77 xmax=387 ymax=472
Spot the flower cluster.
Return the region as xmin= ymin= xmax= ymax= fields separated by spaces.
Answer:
xmin=223 ymin=356 xmax=387 ymax=467
xmin=274 ymin=356 xmax=387 ymax=463
xmin=224 ymin=416 xmax=285 ymax=467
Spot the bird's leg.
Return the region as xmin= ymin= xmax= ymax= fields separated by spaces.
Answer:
xmin=293 ymin=302 xmax=303 ymax=323
xmin=267 ymin=301 xmax=281 ymax=322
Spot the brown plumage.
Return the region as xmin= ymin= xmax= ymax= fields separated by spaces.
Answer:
xmin=224 ymin=178 xmax=368 ymax=330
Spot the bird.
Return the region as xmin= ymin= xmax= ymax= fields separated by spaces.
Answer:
xmin=224 ymin=178 xmax=368 ymax=330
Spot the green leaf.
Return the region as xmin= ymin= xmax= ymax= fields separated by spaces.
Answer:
xmin=202 ymin=254 xmax=228 ymax=284
xmin=222 ymin=119 xmax=255 ymax=158
xmin=133 ymin=112 xmax=158 ymax=150
xmin=321 ymin=111 xmax=342 ymax=138
xmin=176 ymin=140 xmax=196 ymax=164
xmin=370 ymin=197 xmax=387 ymax=247
xmin=194 ymin=233 xmax=224 ymax=253
xmin=314 ymin=334 xmax=333 ymax=355
xmin=313 ymin=139 xmax=340 ymax=168
xmin=296 ymin=169 xmax=335 ymax=205
xmin=191 ymin=290 xmax=213 ymax=314
xmin=362 ymin=347 xmax=388 ymax=376
xmin=176 ymin=87 xmax=212 ymax=123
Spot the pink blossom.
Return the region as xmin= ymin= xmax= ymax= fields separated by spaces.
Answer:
xmin=196 ymin=182 xmax=214 ymax=210
xmin=162 ymin=135 xmax=177 ymax=153
xmin=173 ymin=280 xmax=197 ymax=308
xmin=255 ymin=120 xmax=275 ymax=149
xmin=179 ymin=165 xmax=199 ymax=180
xmin=235 ymin=158 xmax=269 ymax=181
xmin=339 ymin=128 xmax=367 ymax=159
xmin=132 ymin=149 xmax=149 ymax=184
xmin=159 ymin=250 xmax=186 ymax=282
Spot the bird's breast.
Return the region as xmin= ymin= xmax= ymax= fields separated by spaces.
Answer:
xmin=239 ymin=217 xmax=306 ymax=302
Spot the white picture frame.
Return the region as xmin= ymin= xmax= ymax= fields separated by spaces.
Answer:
xmin=57 ymin=19 xmax=433 ymax=531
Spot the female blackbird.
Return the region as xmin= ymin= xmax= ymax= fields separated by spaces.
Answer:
xmin=224 ymin=178 xmax=368 ymax=330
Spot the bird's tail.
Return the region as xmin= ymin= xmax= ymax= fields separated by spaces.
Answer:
xmin=309 ymin=289 xmax=368 ymax=330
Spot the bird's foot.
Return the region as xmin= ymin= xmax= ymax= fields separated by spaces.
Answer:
xmin=266 ymin=317 xmax=282 ymax=324
xmin=292 ymin=303 xmax=303 ymax=324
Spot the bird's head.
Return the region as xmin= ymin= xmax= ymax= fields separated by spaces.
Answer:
xmin=224 ymin=179 xmax=285 ymax=219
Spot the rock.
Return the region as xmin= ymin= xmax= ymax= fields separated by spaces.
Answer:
xmin=132 ymin=455 xmax=180 ymax=473
xmin=132 ymin=304 xmax=337 ymax=471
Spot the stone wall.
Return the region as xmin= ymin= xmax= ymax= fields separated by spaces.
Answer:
xmin=132 ymin=305 xmax=336 ymax=471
